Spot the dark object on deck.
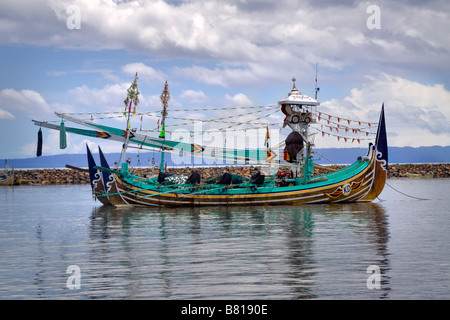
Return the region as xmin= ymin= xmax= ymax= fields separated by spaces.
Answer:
xmin=186 ymin=171 xmax=201 ymax=185
xmin=158 ymin=172 xmax=171 ymax=184
xmin=249 ymin=171 xmax=265 ymax=186
xmin=218 ymin=172 xmax=232 ymax=185
xmin=284 ymin=131 xmax=304 ymax=162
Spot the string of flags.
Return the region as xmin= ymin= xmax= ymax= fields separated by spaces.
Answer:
xmin=316 ymin=111 xmax=377 ymax=127
xmin=311 ymin=125 xmax=375 ymax=144
xmin=45 ymin=102 xmax=379 ymax=145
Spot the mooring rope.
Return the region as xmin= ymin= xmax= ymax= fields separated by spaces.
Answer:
xmin=384 ymin=181 xmax=430 ymax=201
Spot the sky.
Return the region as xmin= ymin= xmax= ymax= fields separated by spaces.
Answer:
xmin=0 ymin=0 xmax=449 ymax=160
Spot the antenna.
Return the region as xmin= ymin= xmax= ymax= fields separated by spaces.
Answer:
xmin=314 ymin=64 xmax=319 ymax=100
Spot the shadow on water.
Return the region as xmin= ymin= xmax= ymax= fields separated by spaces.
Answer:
xmin=87 ymin=202 xmax=390 ymax=299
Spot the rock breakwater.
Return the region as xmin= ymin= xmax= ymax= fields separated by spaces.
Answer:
xmin=11 ymin=163 xmax=450 ymax=185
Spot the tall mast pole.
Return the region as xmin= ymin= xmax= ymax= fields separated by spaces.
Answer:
xmin=159 ymin=81 xmax=170 ymax=172
xmin=314 ymin=64 xmax=319 ymax=100
xmin=121 ymin=72 xmax=140 ymax=165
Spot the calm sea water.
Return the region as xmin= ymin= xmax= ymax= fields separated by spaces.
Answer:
xmin=0 ymin=178 xmax=449 ymax=300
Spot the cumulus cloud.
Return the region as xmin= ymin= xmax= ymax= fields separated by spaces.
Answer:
xmin=0 ymin=109 xmax=14 ymax=120
xmin=225 ymin=93 xmax=254 ymax=108
xmin=180 ymin=89 xmax=208 ymax=104
xmin=0 ymin=88 xmax=53 ymax=119
xmin=1 ymin=0 xmax=448 ymax=88
xmin=122 ymin=63 xmax=166 ymax=84
xmin=68 ymin=83 xmax=129 ymax=110
xmin=316 ymin=73 xmax=450 ymax=147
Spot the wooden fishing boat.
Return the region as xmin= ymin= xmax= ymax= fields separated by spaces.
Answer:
xmin=0 ymin=174 xmax=14 ymax=186
xmin=33 ymin=74 xmax=388 ymax=207
xmin=0 ymin=161 xmax=14 ymax=186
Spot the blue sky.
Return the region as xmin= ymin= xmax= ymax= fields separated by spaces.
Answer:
xmin=1 ymin=0 xmax=449 ymax=159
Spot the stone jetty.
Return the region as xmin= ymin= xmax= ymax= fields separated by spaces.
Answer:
xmin=10 ymin=163 xmax=450 ymax=185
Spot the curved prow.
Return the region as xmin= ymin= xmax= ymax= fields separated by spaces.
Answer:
xmin=98 ymin=146 xmax=113 ymax=194
xmin=360 ymin=104 xmax=388 ymax=202
xmin=375 ymin=103 xmax=388 ymax=168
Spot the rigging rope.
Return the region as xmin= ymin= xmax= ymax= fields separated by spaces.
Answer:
xmin=312 ymin=150 xmax=338 ymax=166
xmin=43 ymin=103 xmax=380 ymax=146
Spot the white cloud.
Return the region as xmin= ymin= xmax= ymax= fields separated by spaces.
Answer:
xmin=314 ymin=73 xmax=450 ymax=148
xmin=121 ymin=63 xmax=166 ymax=84
xmin=180 ymin=89 xmax=208 ymax=104
xmin=68 ymin=83 xmax=129 ymax=110
xmin=0 ymin=88 xmax=53 ymax=119
xmin=0 ymin=109 xmax=15 ymax=119
xmin=2 ymin=0 xmax=448 ymax=89
xmin=225 ymin=93 xmax=253 ymax=108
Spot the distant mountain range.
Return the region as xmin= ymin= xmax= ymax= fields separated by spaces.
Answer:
xmin=2 ymin=146 xmax=449 ymax=169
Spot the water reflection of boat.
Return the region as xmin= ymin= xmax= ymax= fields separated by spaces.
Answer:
xmin=89 ymin=202 xmax=390 ymax=299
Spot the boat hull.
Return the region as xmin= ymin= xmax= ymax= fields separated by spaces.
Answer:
xmin=0 ymin=176 xmax=14 ymax=186
xmin=91 ymin=143 xmax=386 ymax=207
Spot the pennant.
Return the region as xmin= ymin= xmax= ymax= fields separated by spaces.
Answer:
xmin=37 ymin=128 xmax=43 ymax=157
xmin=159 ymin=123 xmax=166 ymax=139
xmin=284 ymin=149 xmax=290 ymax=162
xmin=265 ymin=126 xmax=270 ymax=149
xmin=60 ymin=120 xmax=67 ymax=149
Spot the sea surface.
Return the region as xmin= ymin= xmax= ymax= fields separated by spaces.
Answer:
xmin=0 ymin=178 xmax=449 ymax=300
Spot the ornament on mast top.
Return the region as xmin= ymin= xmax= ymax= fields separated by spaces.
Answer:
xmin=160 ymin=80 xmax=170 ymax=119
xmin=123 ymin=72 xmax=140 ymax=117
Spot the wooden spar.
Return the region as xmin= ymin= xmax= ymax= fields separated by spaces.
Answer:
xmin=65 ymin=164 xmax=89 ymax=172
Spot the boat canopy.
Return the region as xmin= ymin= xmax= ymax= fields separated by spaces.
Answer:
xmin=278 ymin=78 xmax=320 ymax=107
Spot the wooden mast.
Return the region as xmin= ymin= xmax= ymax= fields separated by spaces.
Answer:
xmin=159 ymin=81 xmax=170 ymax=172
xmin=120 ymin=73 xmax=140 ymax=168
